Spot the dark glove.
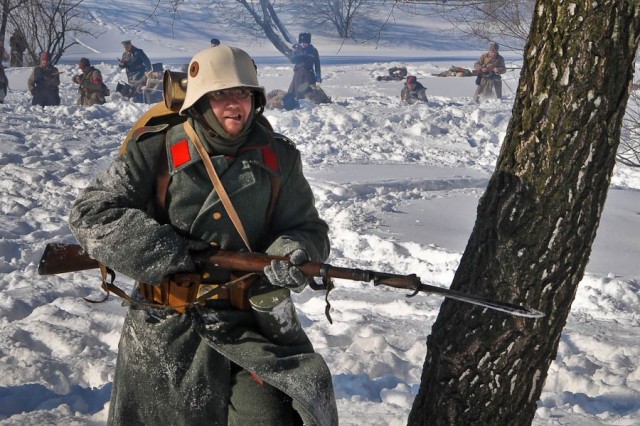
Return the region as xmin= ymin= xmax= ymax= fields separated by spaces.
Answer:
xmin=263 ymin=249 xmax=312 ymax=293
xmin=315 ymin=72 xmax=322 ymax=83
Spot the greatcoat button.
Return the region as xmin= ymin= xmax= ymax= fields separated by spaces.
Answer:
xmin=212 ymin=212 xmax=222 ymax=220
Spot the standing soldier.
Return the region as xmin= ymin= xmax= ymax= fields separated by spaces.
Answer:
xmin=118 ymin=40 xmax=151 ymax=102
xmin=69 ymin=45 xmax=337 ymax=426
xmin=9 ymin=30 xmax=27 ymax=67
xmin=0 ymin=37 xmax=9 ymax=103
xmin=287 ymin=32 xmax=321 ymax=100
xmin=141 ymin=62 xmax=164 ymax=104
xmin=473 ymin=41 xmax=506 ymax=102
xmin=72 ymin=57 xmax=108 ymax=106
xmin=27 ymin=52 xmax=60 ymax=107
xmin=401 ymin=75 xmax=428 ymax=104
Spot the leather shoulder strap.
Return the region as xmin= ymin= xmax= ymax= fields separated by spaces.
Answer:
xmin=153 ymin=135 xmax=171 ymax=224
xmin=183 ymin=121 xmax=253 ymax=252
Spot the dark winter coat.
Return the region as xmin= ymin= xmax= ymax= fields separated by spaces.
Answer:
xmin=74 ymin=66 xmax=107 ymax=106
xmin=288 ymin=43 xmax=321 ymax=99
xmin=119 ymin=46 xmax=152 ymax=85
xmin=69 ymin=118 xmax=338 ymax=425
xmin=0 ymin=47 xmax=7 ymax=102
xmin=401 ymin=81 xmax=428 ymax=104
xmin=27 ymin=64 xmax=61 ymax=106
xmin=9 ymin=32 xmax=27 ymax=67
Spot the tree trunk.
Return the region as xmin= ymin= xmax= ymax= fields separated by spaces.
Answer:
xmin=409 ymin=1 xmax=640 ymax=425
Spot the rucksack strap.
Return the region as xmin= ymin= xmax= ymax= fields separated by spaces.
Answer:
xmin=183 ymin=121 xmax=253 ymax=252
xmin=153 ymin=125 xmax=283 ymax=245
xmin=154 ymin=136 xmax=170 ymax=224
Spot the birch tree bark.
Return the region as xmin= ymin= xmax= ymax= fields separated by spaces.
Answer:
xmin=409 ymin=1 xmax=640 ymax=424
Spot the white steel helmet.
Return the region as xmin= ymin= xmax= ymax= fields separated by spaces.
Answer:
xmin=179 ymin=45 xmax=266 ymax=115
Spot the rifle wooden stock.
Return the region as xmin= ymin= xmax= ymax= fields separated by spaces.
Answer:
xmin=38 ymin=243 xmax=544 ymax=318
xmin=38 ymin=243 xmax=100 ymax=275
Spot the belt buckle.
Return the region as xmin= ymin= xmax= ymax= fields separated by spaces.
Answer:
xmin=197 ymin=284 xmax=221 ymax=300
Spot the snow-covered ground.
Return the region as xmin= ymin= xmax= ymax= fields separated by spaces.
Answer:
xmin=1 ymin=2 xmax=639 ymax=425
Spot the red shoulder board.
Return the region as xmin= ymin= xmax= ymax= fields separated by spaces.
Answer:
xmin=171 ymin=139 xmax=191 ymax=168
xmin=261 ymin=145 xmax=279 ymax=173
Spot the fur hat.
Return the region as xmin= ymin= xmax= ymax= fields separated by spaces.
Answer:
xmin=79 ymin=57 xmax=90 ymax=67
xmin=210 ymin=38 xmax=220 ymax=46
xmin=41 ymin=52 xmax=50 ymax=61
xmin=152 ymin=62 xmax=163 ymax=72
xmin=121 ymin=40 xmax=131 ymax=45
xmin=298 ymin=32 xmax=311 ymax=43
xmin=488 ymin=41 xmax=499 ymax=51
xmin=406 ymin=75 xmax=417 ymax=85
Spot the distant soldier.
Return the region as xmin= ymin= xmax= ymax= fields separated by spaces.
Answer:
xmin=376 ymin=66 xmax=408 ymax=81
xmin=473 ymin=41 xmax=506 ymax=102
xmin=9 ymin=30 xmax=27 ymax=67
xmin=118 ymin=40 xmax=151 ymax=102
xmin=287 ymin=32 xmax=321 ymax=100
xmin=210 ymin=38 xmax=220 ymax=47
xmin=72 ymin=57 xmax=108 ymax=106
xmin=141 ymin=62 xmax=164 ymax=104
xmin=401 ymin=75 xmax=428 ymax=104
xmin=27 ymin=52 xmax=60 ymax=107
xmin=0 ymin=37 xmax=9 ymax=103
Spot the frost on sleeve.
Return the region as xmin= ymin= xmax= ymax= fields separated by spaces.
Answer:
xmin=264 ymin=146 xmax=330 ymax=262
xmin=68 ymin=136 xmax=194 ymax=284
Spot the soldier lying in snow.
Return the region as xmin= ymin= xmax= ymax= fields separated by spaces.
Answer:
xmin=433 ymin=66 xmax=473 ymax=77
xmin=376 ymin=66 xmax=408 ymax=81
xmin=269 ymin=84 xmax=331 ymax=110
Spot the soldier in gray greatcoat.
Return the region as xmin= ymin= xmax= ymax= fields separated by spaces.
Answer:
xmin=118 ymin=40 xmax=151 ymax=102
xmin=69 ymin=45 xmax=337 ymax=425
xmin=27 ymin=52 xmax=61 ymax=107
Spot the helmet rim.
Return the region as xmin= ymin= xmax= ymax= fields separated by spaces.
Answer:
xmin=179 ymin=46 xmax=266 ymax=115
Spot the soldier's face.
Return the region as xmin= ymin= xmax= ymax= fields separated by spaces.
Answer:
xmin=208 ymin=89 xmax=254 ymax=137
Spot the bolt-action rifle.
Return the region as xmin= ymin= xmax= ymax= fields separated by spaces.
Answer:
xmin=38 ymin=242 xmax=544 ymax=319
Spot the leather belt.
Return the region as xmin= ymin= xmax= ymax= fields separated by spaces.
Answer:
xmin=139 ymin=274 xmax=230 ymax=313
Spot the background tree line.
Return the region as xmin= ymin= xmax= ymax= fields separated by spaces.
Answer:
xmin=1 ymin=0 xmax=94 ymax=66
